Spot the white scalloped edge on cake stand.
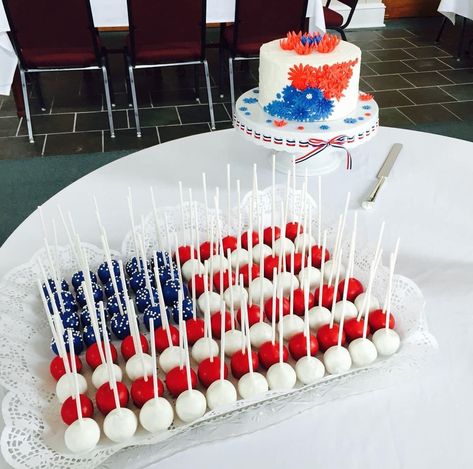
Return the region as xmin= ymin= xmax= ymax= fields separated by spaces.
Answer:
xmin=0 ymin=188 xmax=437 ymax=469
xmin=234 ymin=88 xmax=379 ymax=176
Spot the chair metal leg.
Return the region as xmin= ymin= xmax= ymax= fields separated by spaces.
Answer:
xmin=33 ymin=75 xmax=46 ymax=112
xmin=101 ymin=65 xmax=115 ymax=138
xmin=123 ymin=55 xmax=133 ymax=107
xmin=127 ymin=63 xmax=142 ymax=137
xmin=219 ymin=40 xmax=225 ymax=98
xmin=203 ymin=60 xmax=216 ymax=130
xmin=457 ymin=17 xmax=467 ymax=60
xmin=336 ymin=27 xmax=347 ymax=41
xmin=194 ymin=64 xmax=200 ymax=103
xmin=19 ymin=68 xmax=34 ymax=143
xmin=229 ymin=57 xmax=235 ymax=120
xmin=104 ymin=54 xmax=116 ymax=107
xmin=436 ymin=17 xmax=447 ymax=42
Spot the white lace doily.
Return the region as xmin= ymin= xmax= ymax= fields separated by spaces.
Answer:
xmin=0 ymin=187 xmax=437 ymax=469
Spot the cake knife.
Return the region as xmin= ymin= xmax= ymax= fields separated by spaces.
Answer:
xmin=362 ymin=143 xmax=403 ymax=210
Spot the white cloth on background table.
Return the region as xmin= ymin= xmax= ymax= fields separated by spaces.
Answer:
xmin=0 ymin=0 xmax=325 ymax=96
xmin=1 ymin=126 xmax=473 ymax=467
xmin=438 ymin=0 xmax=473 ymax=23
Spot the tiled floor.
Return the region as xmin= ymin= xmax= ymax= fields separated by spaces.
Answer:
xmin=0 ymin=17 xmax=472 ymax=159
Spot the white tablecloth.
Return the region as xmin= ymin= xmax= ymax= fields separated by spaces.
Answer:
xmin=438 ymin=0 xmax=473 ymax=23
xmin=1 ymin=126 xmax=473 ymax=468
xmin=0 ymin=0 xmax=324 ymax=96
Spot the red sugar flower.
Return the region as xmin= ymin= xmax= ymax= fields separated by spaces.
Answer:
xmin=365 ymin=112 xmax=371 ymax=116
xmin=274 ymin=120 xmax=287 ymax=127
xmin=280 ymin=31 xmax=302 ymax=50
xmin=288 ymin=63 xmax=314 ymax=91
xmin=359 ymin=93 xmax=374 ymax=101
xmin=315 ymin=34 xmax=341 ymax=53
xmin=297 ymin=125 xmax=305 ymax=130
xmin=294 ymin=42 xmax=315 ymax=55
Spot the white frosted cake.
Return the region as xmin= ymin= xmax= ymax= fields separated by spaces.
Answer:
xmin=258 ymin=33 xmax=362 ymax=122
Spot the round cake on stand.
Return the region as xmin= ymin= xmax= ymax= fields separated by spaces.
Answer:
xmin=233 ymin=32 xmax=379 ymax=176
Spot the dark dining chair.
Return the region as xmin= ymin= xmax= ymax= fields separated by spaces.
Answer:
xmin=125 ymin=0 xmax=215 ymax=137
xmin=324 ymin=0 xmax=359 ymax=41
xmin=2 ymin=0 xmax=115 ymax=143
xmin=220 ymin=0 xmax=309 ymax=116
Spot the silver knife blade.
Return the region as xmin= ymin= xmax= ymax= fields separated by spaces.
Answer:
xmin=377 ymin=143 xmax=403 ymax=179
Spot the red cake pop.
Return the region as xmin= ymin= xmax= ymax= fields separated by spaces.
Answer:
xmin=369 ymin=309 xmax=395 ymax=331
xmin=131 ymin=376 xmax=163 ymax=408
xmin=50 ymin=354 xmax=82 ymax=381
xmin=263 ymin=226 xmax=281 ymax=246
xmin=292 ymin=288 xmax=315 ymax=316
xmin=210 ymin=310 xmax=232 ymax=339
xmin=121 ymin=333 xmax=149 ymax=361
xmin=263 ymin=255 xmax=280 ymax=279
xmin=241 ymin=230 xmax=259 ymax=250
xmin=285 ymin=221 xmax=302 ymax=242
xmin=240 ymin=263 xmax=260 ymax=287
xmin=311 ymin=245 xmax=331 ymax=268
xmin=236 ymin=303 xmax=262 ymax=327
xmin=86 ymin=342 xmax=117 ymax=370
xmin=339 ymin=278 xmax=364 ymax=303
xmin=344 ymin=317 xmax=370 ymax=342
xmin=188 ymin=273 xmax=208 ymax=297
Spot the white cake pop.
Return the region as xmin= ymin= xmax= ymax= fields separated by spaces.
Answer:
xmin=248 ymin=276 xmax=273 ymax=304
xmin=354 ymin=293 xmax=379 ymax=313
xmin=56 ymin=372 xmax=87 ymax=403
xmin=206 ymin=254 xmax=230 ymax=272
xmin=198 ymin=290 xmax=221 ymax=315
xmin=92 ymin=363 xmax=122 ymax=390
xmin=182 ymin=258 xmax=205 ymax=282
xmin=348 ymin=337 xmax=378 ymax=366
xmin=267 ymin=290 xmax=296 ymax=391
xmin=276 ymin=271 xmax=299 ymax=296
xmin=102 ymin=307 xmax=137 ymax=443
xmin=294 ymin=232 xmax=315 ymax=254
xmin=238 ymin=299 xmax=268 ymax=399
xmin=64 ymin=417 xmax=101 ymax=453
xmin=176 ymin=317 xmax=207 ymax=423
xmin=252 ymin=243 xmax=272 ymax=264
xmin=140 ymin=318 xmax=174 ymax=433
xmin=295 ymin=283 xmax=325 ymax=386
xmin=207 ymin=301 xmax=237 ymax=410
xmin=231 ymin=248 xmax=250 ymax=269
xmin=332 ymin=301 xmax=358 ymax=322
xmin=224 ymin=284 xmax=248 ymax=310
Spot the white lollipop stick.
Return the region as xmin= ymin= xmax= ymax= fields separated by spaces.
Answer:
xmin=329 ymin=249 xmax=343 ymax=328
xmin=100 ymin=303 xmax=121 ymax=410
xmin=67 ymin=329 xmax=83 ymax=421
xmin=278 ymin=287 xmax=284 ymax=363
xmin=202 ymin=172 xmax=211 ymax=240
xmin=127 ymin=187 xmax=140 ymax=258
xmin=178 ymin=181 xmax=189 ymax=246
xmin=361 ymin=251 xmax=383 ymax=338
xmin=235 ymin=180 xmax=242 ymax=280
xmin=303 ymin=277 xmax=311 ymax=357
xmin=152 ymin=253 xmax=173 ymax=347
xmin=241 ymin=300 xmax=253 ymax=374
xmin=128 ymin=301 xmax=148 ymax=380
xmin=247 ymin=194 xmax=254 ymax=306
xmin=150 ymin=186 xmax=163 ymax=251
xmin=271 ymin=154 xmax=276 ymax=250
xmin=148 ymin=319 xmax=160 ymax=399
xmin=57 ymin=205 xmax=81 ymax=269
xmin=289 ymin=243 xmax=295 ymax=316
xmin=226 ymin=164 xmax=232 ymax=236
xmin=163 ymin=213 xmax=173 ymax=271
xmin=181 ymin=308 xmax=193 ymax=392
xmin=82 ymin=279 xmax=106 ymax=364
xmin=328 ymin=215 xmax=343 ymax=287
xmin=219 ymin=301 xmax=227 ymax=380
xmin=226 ymin=248 xmax=236 ymax=329
xmin=384 ymin=239 xmax=400 ymax=329
xmin=258 ymin=215 xmax=265 ymax=321
xmin=138 ymin=234 xmax=156 ymax=309
xmin=203 ymin=273 xmax=215 ymax=361
xmin=318 ymin=231 xmax=328 ymax=306
xmin=317 ymin=176 xmax=322 ymax=247
xmin=296 ymin=175 xmax=307 ymax=240
xmin=333 ymin=192 xmax=351 ymax=263
xmin=271 ymin=268 xmax=278 ymax=344
xmin=239 ymin=274 xmax=246 ymax=353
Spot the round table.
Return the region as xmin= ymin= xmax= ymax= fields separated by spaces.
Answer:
xmin=1 ymin=127 xmax=472 ymax=468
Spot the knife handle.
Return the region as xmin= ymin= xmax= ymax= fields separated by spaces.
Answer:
xmin=362 ymin=177 xmax=386 ymax=210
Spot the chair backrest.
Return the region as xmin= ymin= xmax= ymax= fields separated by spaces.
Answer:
xmin=127 ymin=0 xmax=207 ymax=65
xmin=335 ymin=0 xmax=358 ymax=9
xmin=2 ymin=0 xmax=100 ymax=69
xmin=233 ymin=0 xmax=309 ymax=49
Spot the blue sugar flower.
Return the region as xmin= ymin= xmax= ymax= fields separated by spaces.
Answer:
xmin=358 ymin=116 xmax=364 ymax=120
xmin=239 ymin=106 xmax=248 ymax=111
xmin=344 ymin=118 xmax=357 ymax=124
xmin=362 ymin=105 xmax=371 ymax=110
xmin=243 ymin=97 xmax=258 ymax=104
xmin=245 ymin=111 xmax=251 ymax=116
xmin=253 ymin=89 xmax=259 ymax=94
xmin=282 ymin=85 xmax=299 ymax=101
xmin=266 ymin=119 xmax=273 ymax=123
xmin=276 ymin=93 xmax=282 ymax=99
xmin=320 ymin=124 xmax=330 ymax=130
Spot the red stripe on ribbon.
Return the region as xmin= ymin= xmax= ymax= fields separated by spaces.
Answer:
xmin=295 ymin=135 xmax=352 ymax=169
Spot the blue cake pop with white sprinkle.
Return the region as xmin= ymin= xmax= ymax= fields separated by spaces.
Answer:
xmin=143 ymin=305 xmax=168 ymax=330
xmin=76 ymin=283 xmax=103 ymax=307
xmin=50 ymin=329 xmax=83 ymax=355
xmin=103 ymin=277 xmax=125 ymax=298
xmin=71 ymin=270 xmax=98 ymax=291
xmin=110 ymin=313 xmax=133 ymax=340
xmin=42 ymin=278 xmax=69 ymax=298
xmin=47 ymin=291 xmax=77 ymax=315
xmin=61 ymin=312 xmax=80 ymax=331
xmin=135 ymin=287 xmax=159 ymax=313
xmin=170 ymin=296 xmax=194 ymax=323
xmin=106 ymin=293 xmax=128 ymax=317
xmin=97 ymin=259 xmax=120 ymax=284
xmin=83 ymin=324 xmax=111 ymax=347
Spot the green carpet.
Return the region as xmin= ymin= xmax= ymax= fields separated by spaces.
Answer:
xmin=0 ymin=150 xmax=131 ymax=247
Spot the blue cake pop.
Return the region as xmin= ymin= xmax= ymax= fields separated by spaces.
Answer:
xmin=170 ymin=296 xmax=194 ymax=323
xmin=162 ymin=278 xmax=180 ymax=305
xmin=103 ymin=277 xmax=125 ymax=298
xmin=154 ymin=251 xmax=171 ymax=268
xmin=47 ymin=291 xmax=78 ymax=314
xmin=97 ymin=259 xmax=120 ymax=283
xmin=125 ymin=257 xmax=150 ymax=277
xmin=106 ymin=293 xmax=128 ymax=317
xmin=83 ymin=324 xmax=111 ymax=347
xmin=143 ymin=305 xmax=167 ymax=330
xmin=129 ymin=272 xmax=146 ymax=293
xmin=110 ymin=313 xmax=133 ymax=340
xmin=71 ymin=270 xmax=98 ymax=291
xmin=61 ymin=312 xmax=80 ymax=331
xmin=42 ymin=278 xmax=69 ymax=297
xmin=135 ymin=287 xmax=159 ymax=313
xmin=79 ymin=306 xmax=103 ymax=328
xmin=50 ymin=329 xmax=83 ymax=355
xmin=75 ymin=283 xmax=103 ymax=307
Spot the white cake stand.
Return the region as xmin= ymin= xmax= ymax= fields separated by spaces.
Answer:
xmin=234 ymin=88 xmax=379 ymax=176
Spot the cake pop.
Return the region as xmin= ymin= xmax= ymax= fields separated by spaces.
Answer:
xmin=60 ymin=329 xmax=94 ymax=425
xmin=139 ymin=317 xmax=174 ymax=432
xmin=298 ymin=207 xmax=321 ymax=290
xmin=102 ymin=327 xmax=137 ymax=443
xmin=266 ymin=291 xmax=296 ymax=391
xmin=175 ymin=316 xmax=207 ymax=423
xmin=192 ymin=288 xmax=219 ymax=364
xmin=373 ymin=240 xmax=401 ymax=356
xmin=237 ymin=298 xmax=269 ymax=399
xmin=199 ymin=300 xmax=229 ymax=389
xmin=62 ymin=332 xmax=100 ymax=453
xmin=295 ymin=280 xmax=325 ymax=384
xmin=198 ymin=261 xmax=221 ymax=315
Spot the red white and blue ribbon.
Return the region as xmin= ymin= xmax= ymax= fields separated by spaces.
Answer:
xmin=295 ymin=135 xmax=352 ymax=169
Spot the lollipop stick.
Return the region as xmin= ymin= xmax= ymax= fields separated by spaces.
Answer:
xmin=67 ymin=329 xmax=83 ymax=422
xmin=149 ymin=319 xmax=160 ymax=399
